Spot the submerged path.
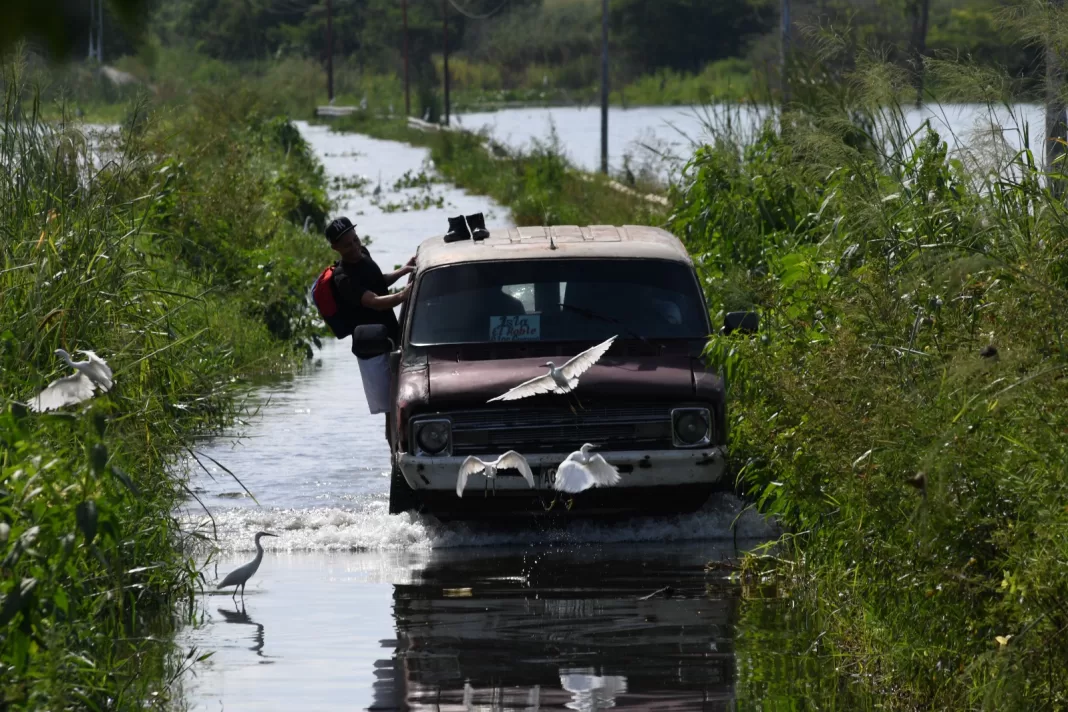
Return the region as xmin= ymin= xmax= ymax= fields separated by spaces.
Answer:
xmin=176 ymin=122 xmax=776 ymax=711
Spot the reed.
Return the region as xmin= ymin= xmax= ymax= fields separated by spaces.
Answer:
xmin=678 ymin=41 xmax=1068 ymax=708
xmin=0 ymin=50 xmax=332 ymax=709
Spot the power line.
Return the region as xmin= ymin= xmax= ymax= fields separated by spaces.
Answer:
xmin=446 ymin=0 xmax=510 ymax=20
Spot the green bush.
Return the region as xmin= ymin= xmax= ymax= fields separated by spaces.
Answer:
xmin=672 ymin=50 xmax=1068 ymax=708
xmin=0 ymin=55 xmax=332 ymax=708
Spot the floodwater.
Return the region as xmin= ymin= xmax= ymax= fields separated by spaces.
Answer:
xmin=176 ymin=120 xmax=778 ymax=711
xmin=176 ymin=102 xmax=1058 ymax=710
xmin=455 ymin=103 xmax=1046 ymax=177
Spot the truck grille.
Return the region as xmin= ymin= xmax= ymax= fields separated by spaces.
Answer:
xmin=447 ymin=405 xmax=674 ymax=456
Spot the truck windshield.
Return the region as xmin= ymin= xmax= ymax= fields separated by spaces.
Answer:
xmin=408 ymin=259 xmax=709 ymax=345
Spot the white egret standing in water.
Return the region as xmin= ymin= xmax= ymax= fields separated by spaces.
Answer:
xmin=487 ymin=335 xmax=616 ymax=403
xmin=456 ymin=451 xmax=534 ymax=497
xmin=552 ymin=444 xmax=621 ymax=494
xmin=29 ymin=348 xmax=114 ymax=412
xmin=218 ymin=532 xmax=278 ymax=601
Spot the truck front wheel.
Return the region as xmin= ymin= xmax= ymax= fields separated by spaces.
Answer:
xmin=388 ymin=463 xmax=420 ymax=515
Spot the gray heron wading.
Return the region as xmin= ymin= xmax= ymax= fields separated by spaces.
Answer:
xmin=219 ymin=531 xmax=278 ymax=600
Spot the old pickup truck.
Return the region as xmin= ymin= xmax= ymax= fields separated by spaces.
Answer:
xmin=354 ymin=224 xmax=734 ymax=519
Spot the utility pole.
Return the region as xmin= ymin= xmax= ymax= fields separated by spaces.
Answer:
xmin=910 ymin=0 xmax=932 ymax=108
xmin=88 ymin=0 xmax=96 ymax=62
xmin=1048 ymin=0 xmax=1067 ymax=196
xmin=600 ymin=0 xmax=608 ymax=174
xmin=326 ymin=0 xmax=335 ymax=101
xmin=442 ymin=0 xmax=450 ymax=126
xmin=402 ymin=0 xmax=410 ymax=116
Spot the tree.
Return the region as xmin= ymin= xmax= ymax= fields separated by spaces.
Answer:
xmin=1 ymin=0 xmax=147 ymax=60
xmin=611 ymin=0 xmax=775 ymax=74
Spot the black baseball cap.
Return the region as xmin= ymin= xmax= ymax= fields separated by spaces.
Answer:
xmin=325 ymin=216 xmax=356 ymax=244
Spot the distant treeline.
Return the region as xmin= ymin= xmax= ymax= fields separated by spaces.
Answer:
xmin=4 ymin=0 xmax=1043 ymax=98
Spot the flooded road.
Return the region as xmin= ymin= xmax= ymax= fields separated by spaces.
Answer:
xmin=177 ymin=121 xmax=776 ymax=711
xmin=456 ymin=103 xmax=1046 ymax=178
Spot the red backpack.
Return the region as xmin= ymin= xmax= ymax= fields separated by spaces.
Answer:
xmin=311 ymin=264 xmax=354 ymax=339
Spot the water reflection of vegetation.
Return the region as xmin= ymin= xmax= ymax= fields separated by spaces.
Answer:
xmin=0 ymin=53 xmax=330 ymax=708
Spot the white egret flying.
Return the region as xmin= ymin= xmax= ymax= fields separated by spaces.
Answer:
xmin=29 ymin=348 xmax=114 ymax=412
xmin=487 ymin=335 xmax=616 ymax=403
xmin=552 ymin=443 xmax=621 ymax=494
xmin=218 ymin=531 xmax=278 ymax=601
xmin=456 ymin=450 xmax=535 ymax=497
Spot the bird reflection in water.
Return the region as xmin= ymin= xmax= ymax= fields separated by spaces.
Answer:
xmin=560 ymin=670 xmax=627 ymax=712
xmin=216 ymin=603 xmax=273 ymax=662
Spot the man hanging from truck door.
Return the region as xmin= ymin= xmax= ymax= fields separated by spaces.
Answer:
xmin=319 ymin=216 xmax=414 ymax=444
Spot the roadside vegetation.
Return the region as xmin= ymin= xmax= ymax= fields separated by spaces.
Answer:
xmin=0 ymin=51 xmax=332 ymax=708
xmin=5 ymin=0 xmax=1065 ymax=704
xmin=674 ymin=47 xmax=1068 ymax=707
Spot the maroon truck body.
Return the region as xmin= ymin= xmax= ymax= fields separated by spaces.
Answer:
xmin=371 ymin=225 xmax=729 ymax=519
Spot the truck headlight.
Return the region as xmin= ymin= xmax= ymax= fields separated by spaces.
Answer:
xmin=671 ymin=408 xmax=710 ymax=447
xmin=413 ymin=418 xmax=451 ymax=456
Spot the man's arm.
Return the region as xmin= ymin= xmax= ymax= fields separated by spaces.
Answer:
xmin=383 ymin=256 xmax=416 ymax=287
xmin=360 ymin=285 xmax=409 ymax=310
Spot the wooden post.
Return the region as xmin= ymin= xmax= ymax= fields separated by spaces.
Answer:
xmin=326 ymin=0 xmax=335 ymax=101
xmin=402 ymin=0 xmax=410 ymax=116
xmin=600 ymin=0 xmax=608 ymax=174
xmin=443 ymin=0 xmax=450 ymax=126
xmin=780 ymin=0 xmax=791 ymax=103
xmin=1048 ymin=0 xmax=1067 ymax=195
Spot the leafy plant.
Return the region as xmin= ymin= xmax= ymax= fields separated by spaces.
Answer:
xmin=673 ymin=44 xmax=1068 ymax=708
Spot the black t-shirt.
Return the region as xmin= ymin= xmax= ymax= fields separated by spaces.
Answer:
xmin=331 ymin=247 xmax=400 ymax=346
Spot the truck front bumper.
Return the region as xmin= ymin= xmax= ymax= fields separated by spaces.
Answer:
xmin=397 ymin=447 xmax=726 ymax=493
xmin=394 ymin=447 xmax=727 ymax=518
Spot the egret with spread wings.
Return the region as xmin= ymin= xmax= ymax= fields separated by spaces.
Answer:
xmin=552 ymin=443 xmax=621 ymax=494
xmin=487 ymin=335 xmax=616 ymax=403
xmin=62 ymin=349 xmax=114 ymax=391
xmin=30 ymin=349 xmax=114 ymax=412
xmin=456 ymin=450 xmax=535 ymax=497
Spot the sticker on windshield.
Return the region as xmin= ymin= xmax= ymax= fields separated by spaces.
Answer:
xmin=490 ymin=314 xmax=541 ymax=341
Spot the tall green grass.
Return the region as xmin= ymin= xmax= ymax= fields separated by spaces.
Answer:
xmin=0 ymin=52 xmax=332 ymax=708
xmin=674 ymin=49 xmax=1068 ymax=707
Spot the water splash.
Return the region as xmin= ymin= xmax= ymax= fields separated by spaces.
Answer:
xmin=186 ymin=492 xmax=778 ymax=553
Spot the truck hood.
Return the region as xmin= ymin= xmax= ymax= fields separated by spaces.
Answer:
xmin=427 ymin=353 xmax=698 ymax=407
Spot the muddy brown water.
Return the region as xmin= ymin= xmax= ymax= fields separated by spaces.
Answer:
xmin=176 ymin=120 xmax=778 ymax=711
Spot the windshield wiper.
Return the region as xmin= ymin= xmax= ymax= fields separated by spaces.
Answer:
xmin=559 ymin=303 xmax=649 ymax=344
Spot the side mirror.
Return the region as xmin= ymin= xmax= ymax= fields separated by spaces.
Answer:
xmin=351 ymin=324 xmax=394 ymax=358
xmin=723 ymin=311 xmax=760 ymax=336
